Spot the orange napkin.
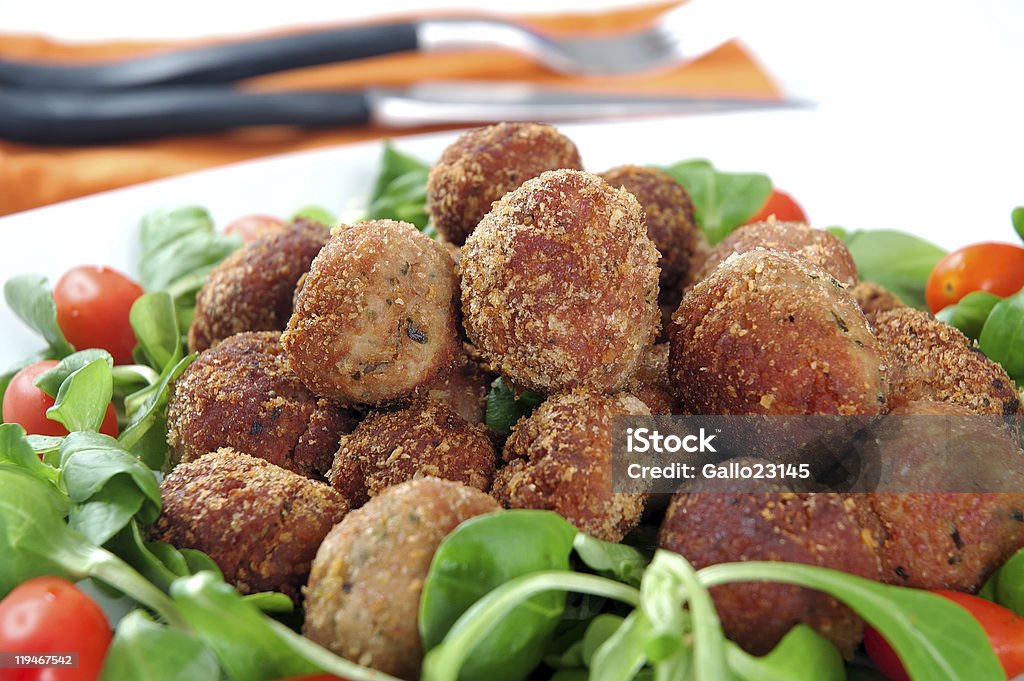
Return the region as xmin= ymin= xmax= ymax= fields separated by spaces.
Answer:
xmin=0 ymin=1 xmax=779 ymax=216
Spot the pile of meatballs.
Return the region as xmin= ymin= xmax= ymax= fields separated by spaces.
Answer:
xmin=152 ymin=122 xmax=1024 ymax=677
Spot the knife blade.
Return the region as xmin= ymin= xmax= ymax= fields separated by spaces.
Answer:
xmin=0 ymin=83 xmax=799 ymax=145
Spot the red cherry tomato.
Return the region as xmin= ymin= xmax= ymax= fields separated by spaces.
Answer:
xmin=866 ymin=590 xmax=1024 ymax=681
xmin=2 ymin=361 xmax=118 ymax=438
xmin=224 ymin=214 xmax=286 ymax=243
xmin=745 ymin=188 xmax=808 ymax=224
xmin=0 ymin=576 xmax=112 ymax=681
xmin=925 ymin=242 xmax=1024 ymax=313
xmin=53 ymin=266 xmax=143 ymax=365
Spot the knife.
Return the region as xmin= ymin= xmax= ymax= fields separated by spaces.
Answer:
xmin=0 ymin=83 xmax=796 ymax=145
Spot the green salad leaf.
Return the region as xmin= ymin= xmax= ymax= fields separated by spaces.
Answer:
xmin=290 ymin=205 xmax=336 ymax=225
xmin=978 ymin=287 xmax=1024 ymax=385
xmin=485 ymin=377 xmax=544 ymax=435
xmin=728 ymin=626 xmax=845 ymax=681
xmin=363 ymin=141 xmax=432 ymax=231
xmin=139 ymin=206 xmax=241 ymax=293
xmin=935 ymin=291 xmax=1002 ymax=341
xmin=573 ymin=533 xmax=650 ymax=588
xmin=1012 ymin=206 xmax=1024 ymax=243
xmin=980 ymin=546 xmax=1024 ymax=616
xmin=660 ymin=160 xmax=772 ymax=244
xmin=839 ymin=229 xmax=947 ymax=308
xmin=3 ymin=274 xmax=76 ymax=358
xmin=130 ymin=292 xmax=183 ymax=372
xmin=99 ymin=610 xmax=221 ymax=681
xmin=45 ymin=355 xmax=114 ymax=434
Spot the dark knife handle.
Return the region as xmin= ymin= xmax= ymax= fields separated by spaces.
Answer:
xmin=0 ymin=88 xmax=373 ymax=144
xmin=0 ymin=22 xmax=419 ymax=89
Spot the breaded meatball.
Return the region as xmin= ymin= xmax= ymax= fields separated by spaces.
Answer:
xmin=188 ymin=219 xmax=330 ymax=352
xmin=659 ymin=491 xmax=882 ymax=657
xmin=599 ymin=165 xmax=705 ymax=301
xmin=426 ymin=122 xmax=584 ymax=245
xmin=282 ymin=219 xmax=460 ymax=406
xmin=303 ymin=478 xmax=500 ymax=679
xmin=692 ymin=221 xmax=858 ymax=287
xmin=152 ymin=448 xmax=348 ymax=601
xmin=491 ymin=391 xmax=649 ymax=542
xmin=873 ymin=307 xmax=1020 ymax=416
xmin=330 ymin=398 xmax=496 ymax=508
xmin=424 ymin=349 xmax=495 ymax=424
xmin=850 ymin=281 xmax=905 ymax=320
xmin=670 ymin=249 xmax=886 ymax=416
xmin=461 ymin=170 xmax=660 ymax=394
xmin=166 ymin=331 xmax=357 ymax=479
xmin=627 ymin=343 xmax=680 ymax=415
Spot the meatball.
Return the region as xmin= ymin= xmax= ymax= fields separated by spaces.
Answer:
xmin=188 ymin=219 xmax=330 ymax=352
xmin=424 ymin=349 xmax=495 ymax=424
xmin=491 ymin=391 xmax=649 ymax=542
xmin=626 ymin=343 xmax=680 ymax=415
xmin=166 ymin=331 xmax=357 ymax=479
xmin=151 ymin=448 xmax=349 ymax=601
xmin=461 ymin=169 xmax=660 ymax=394
xmin=330 ymin=398 xmax=496 ymax=508
xmin=658 ymin=491 xmax=882 ymax=657
xmin=669 ymin=249 xmax=886 ymax=416
xmin=599 ymin=165 xmax=705 ymax=311
xmin=692 ymin=221 xmax=858 ymax=287
xmin=426 ymin=122 xmax=584 ymax=245
xmin=850 ymin=281 xmax=905 ymax=320
xmin=282 ymin=219 xmax=460 ymax=406
xmin=873 ymin=307 xmax=1020 ymax=417
xmin=303 ymin=478 xmax=500 ymax=679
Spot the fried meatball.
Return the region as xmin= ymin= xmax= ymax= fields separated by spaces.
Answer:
xmin=873 ymin=307 xmax=1021 ymax=416
xmin=670 ymin=249 xmax=886 ymax=416
xmin=850 ymin=281 xmax=905 ymax=320
xmin=166 ymin=331 xmax=357 ymax=479
xmin=330 ymin=398 xmax=496 ymax=508
xmin=461 ymin=169 xmax=660 ymax=394
xmin=599 ymin=165 xmax=705 ymax=303
xmin=282 ymin=219 xmax=460 ymax=406
xmin=188 ymin=219 xmax=330 ymax=352
xmin=627 ymin=343 xmax=680 ymax=415
xmin=491 ymin=391 xmax=649 ymax=542
xmin=692 ymin=221 xmax=858 ymax=287
xmin=152 ymin=448 xmax=348 ymax=601
xmin=303 ymin=478 xmax=500 ymax=679
xmin=426 ymin=122 xmax=584 ymax=245
xmin=659 ymin=491 xmax=882 ymax=657
xmin=424 ymin=349 xmax=495 ymax=424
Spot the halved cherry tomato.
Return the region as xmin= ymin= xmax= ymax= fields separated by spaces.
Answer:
xmin=865 ymin=590 xmax=1024 ymax=681
xmin=745 ymin=188 xmax=808 ymax=224
xmin=2 ymin=360 xmax=118 ymax=437
xmin=925 ymin=242 xmax=1024 ymax=314
xmin=53 ymin=266 xmax=143 ymax=365
xmin=224 ymin=214 xmax=286 ymax=243
xmin=0 ymin=576 xmax=112 ymax=681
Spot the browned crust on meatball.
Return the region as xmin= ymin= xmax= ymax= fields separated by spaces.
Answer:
xmin=873 ymin=307 xmax=1021 ymax=416
xmin=626 ymin=343 xmax=680 ymax=415
xmin=424 ymin=349 xmax=495 ymax=424
xmin=658 ymin=492 xmax=882 ymax=657
xmin=426 ymin=122 xmax=584 ymax=245
xmin=693 ymin=220 xmax=858 ymax=287
xmin=282 ymin=219 xmax=460 ymax=406
xmin=669 ymin=249 xmax=886 ymax=416
xmin=303 ymin=478 xmax=500 ymax=678
xmin=330 ymin=398 xmax=496 ymax=508
xmin=151 ymin=448 xmax=349 ymax=601
xmin=188 ymin=219 xmax=331 ymax=352
xmin=599 ymin=165 xmax=705 ymax=294
xmin=166 ymin=331 xmax=357 ymax=479
xmin=491 ymin=391 xmax=649 ymax=541
xmin=849 ymin=281 xmax=905 ymax=320
xmin=461 ymin=169 xmax=660 ymax=394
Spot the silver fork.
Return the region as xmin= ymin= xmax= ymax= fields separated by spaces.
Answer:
xmin=0 ymin=0 xmax=741 ymax=89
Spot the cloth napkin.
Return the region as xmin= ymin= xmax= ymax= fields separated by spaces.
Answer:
xmin=0 ymin=1 xmax=779 ymax=216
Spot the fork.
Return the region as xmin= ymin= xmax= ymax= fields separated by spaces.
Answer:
xmin=0 ymin=0 xmax=739 ymax=89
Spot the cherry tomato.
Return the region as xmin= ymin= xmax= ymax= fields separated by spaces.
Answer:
xmin=865 ymin=590 xmax=1024 ymax=681
xmin=925 ymin=242 xmax=1024 ymax=313
xmin=53 ymin=266 xmax=143 ymax=365
xmin=0 ymin=576 xmax=112 ymax=681
xmin=224 ymin=214 xmax=286 ymax=243
xmin=2 ymin=361 xmax=118 ymax=438
xmin=745 ymin=188 xmax=808 ymax=224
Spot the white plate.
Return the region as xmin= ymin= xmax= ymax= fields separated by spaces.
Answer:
xmin=2 ymin=106 xmax=1021 ymax=367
